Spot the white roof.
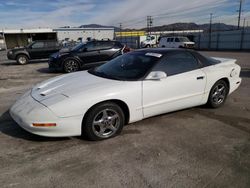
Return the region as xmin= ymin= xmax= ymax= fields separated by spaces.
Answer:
xmin=2 ymin=28 xmax=55 ymax=34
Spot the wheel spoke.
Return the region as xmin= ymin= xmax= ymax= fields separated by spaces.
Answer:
xmin=108 ymin=124 xmax=117 ymax=132
xmin=109 ymin=114 xmax=119 ymax=121
xmin=102 ymin=110 xmax=108 ymax=119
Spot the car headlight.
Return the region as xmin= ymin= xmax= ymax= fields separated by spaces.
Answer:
xmin=230 ymin=69 xmax=238 ymax=77
xmin=8 ymin=51 xmax=13 ymax=54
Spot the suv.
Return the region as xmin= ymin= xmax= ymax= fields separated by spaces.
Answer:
xmin=159 ymin=36 xmax=195 ymax=49
xmin=49 ymin=40 xmax=130 ymax=73
xmin=7 ymin=40 xmax=61 ymax=65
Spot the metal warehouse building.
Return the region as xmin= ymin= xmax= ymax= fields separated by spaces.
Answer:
xmin=1 ymin=27 xmax=114 ymax=49
xmin=2 ymin=28 xmax=57 ymax=49
xmin=53 ymin=27 xmax=114 ymax=42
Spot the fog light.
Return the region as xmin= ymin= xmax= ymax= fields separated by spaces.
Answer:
xmin=32 ymin=123 xmax=56 ymax=127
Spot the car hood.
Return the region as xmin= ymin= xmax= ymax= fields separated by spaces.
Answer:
xmin=31 ymin=71 xmax=121 ymax=103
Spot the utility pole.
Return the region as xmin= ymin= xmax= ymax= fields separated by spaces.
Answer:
xmin=119 ymin=23 xmax=122 ymax=41
xmin=209 ymin=13 xmax=213 ymax=49
xmin=237 ymin=0 xmax=243 ymax=30
xmin=147 ymin=16 xmax=153 ymax=36
xmin=243 ymin=18 xmax=246 ymax=30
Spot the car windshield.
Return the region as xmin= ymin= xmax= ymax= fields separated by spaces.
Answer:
xmin=71 ymin=43 xmax=85 ymax=51
xmin=179 ymin=37 xmax=190 ymax=42
xmin=88 ymin=52 xmax=161 ymax=81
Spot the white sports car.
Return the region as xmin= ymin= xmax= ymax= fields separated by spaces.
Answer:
xmin=10 ymin=49 xmax=241 ymax=140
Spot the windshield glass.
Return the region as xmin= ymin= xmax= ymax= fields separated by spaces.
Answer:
xmin=88 ymin=52 xmax=161 ymax=81
xmin=179 ymin=37 xmax=190 ymax=42
xmin=71 ymin=43 xmax=85 ymax=51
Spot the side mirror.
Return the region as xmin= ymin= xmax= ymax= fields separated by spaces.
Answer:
xmin=145 ymin=71 xmax=167 ymax=80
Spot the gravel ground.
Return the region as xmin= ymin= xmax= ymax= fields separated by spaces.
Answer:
xmin=0 ymin=50 xmax=249 ymax=188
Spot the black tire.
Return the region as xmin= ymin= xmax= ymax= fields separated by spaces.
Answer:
xmin=161 ymin=45 xmax=165 ymax=48
xmin=146 ymin=44 xmax=151 ymax=48
xmin=207 ymin=80 xmax=229 ymax=108
xmin=16 ymin=54 xmax=28 ymax=65
xmin=82 ymin=102 xmax=125 ymax=141
xmin=63 ymin=59 xmax=80 ymax=73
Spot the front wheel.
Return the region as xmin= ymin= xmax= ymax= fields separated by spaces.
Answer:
xmin=207 ymin=80 xmax=229 ymax=108
xmin=82 ymin=102 xmax=125 ymax=141
xmin=63 ymin=59 xmax=80 ymax=73
xmin=16 ymin=54 xmax=28 ymax=65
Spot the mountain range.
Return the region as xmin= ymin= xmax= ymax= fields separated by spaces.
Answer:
xmin=77 ymin=23 xmax=245 ymax=32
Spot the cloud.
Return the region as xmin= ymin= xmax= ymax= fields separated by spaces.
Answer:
xmin=0 ymin=0 xmax=249 ymax=29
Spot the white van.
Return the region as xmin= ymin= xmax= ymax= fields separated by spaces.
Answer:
xmin=159 ymin=36 xmax=195 ymax=48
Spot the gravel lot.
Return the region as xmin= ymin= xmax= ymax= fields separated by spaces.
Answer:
xmin=0 ymin=50 xmax=249 ymax=188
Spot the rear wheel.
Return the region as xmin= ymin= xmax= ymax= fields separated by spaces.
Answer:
xmin=207 ymin=80 xmax=229 ymax=108
xmin=63 ymin=59 xmax=80 ymax=73
xmin=82 ymin=102 xmax=125 ymax=141
xmin=16 ymin=54 xmax=28 ymax=65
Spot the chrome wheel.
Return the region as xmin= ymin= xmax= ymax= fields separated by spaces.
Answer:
xmin=92 ymin=109 xmax=120 ymax=138
xmin=17 ymin=55 xmax=28 ymax=65
xmin=64 ymin=60 xmax=79 ymax=73
xmin=211 ymin=84 xmax=226 ymax=105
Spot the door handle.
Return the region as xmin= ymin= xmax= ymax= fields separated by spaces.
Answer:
xmin=197 ymin=76 xmax=205 ymax=80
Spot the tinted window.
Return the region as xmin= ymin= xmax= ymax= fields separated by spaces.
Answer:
xmin=84 ymin=42 xmax=96 ymax=51
xmin=153 ymin=51 xmax=199 ymax=76
xmin=46 ymin=41 xmax=58 ymax=48
xmin=31 ymin=42 xmax=44 ymax=49
xmin=167 ymin=38 xmax=171 ymax=42
xmin=89 ymin=52 xmax=161 ymax=80
xmin=175 ymin=38 xmax=180 ymax=42
xmin=96 ymin=41 xmax=114 ymax=50
xmin=114 ymin=41 xmax=123 ymax=48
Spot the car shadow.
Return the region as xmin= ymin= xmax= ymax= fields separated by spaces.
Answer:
xmin=1 ymin=59 xmax=49 ymax=66
xmin=240 ymin=68 xmax=250 ymax=78
xmin=0 ymin=110 xmax=70 ymax=142
xmin=36 ymin=67 xmax=61 ymax=74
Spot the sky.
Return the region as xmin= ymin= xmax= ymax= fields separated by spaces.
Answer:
xmin=0 ymin=0 xmax=249 ymax=29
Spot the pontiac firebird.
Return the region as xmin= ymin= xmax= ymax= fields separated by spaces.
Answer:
xmin=10 ymin=49 xmax=241 ymax=140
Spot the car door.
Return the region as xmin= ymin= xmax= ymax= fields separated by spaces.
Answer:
xmin=98 ymin=41 xmax=119 ymax=61
xmin=174 ymin=37 xmax=181 ymax=48
xmin=45 ymin=41 xmax=61 ymax=57
xmin=27 ymin=41 xmax=46 ymax=59
xmin=77 ymin=42 xmax=102 ymax=64
xmin=142 ymin=51 xmax=206 ymax=118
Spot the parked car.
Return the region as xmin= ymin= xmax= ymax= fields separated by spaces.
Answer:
xmin=49 ymin=40 xmax=130 ymax=73
xmin=10 ymin=48 xmax=241 ymax=141
xmin=140 ymin=35 xmax=157 ymax=48
xmin=159 ymin=36 xmax=195 ymax=48
xmin=7 ymin=40 xmax=61 ymax=65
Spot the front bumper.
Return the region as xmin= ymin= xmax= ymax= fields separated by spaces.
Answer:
xmin=10 ymin=91 xmax=82 ymax=137
xmin=229 ymin=77 xmax=242 ymax=94
xmin=48 ymin=57 xmax=63 ymax=71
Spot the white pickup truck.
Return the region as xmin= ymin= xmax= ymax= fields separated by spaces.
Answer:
xmin=140 ymin=35 xmax=157 ymax=48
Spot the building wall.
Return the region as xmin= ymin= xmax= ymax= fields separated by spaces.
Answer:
xmin=55 ymin=28 xmax=114 ymax=41
xmin=194 ymin=29 xmax=250 ymax=50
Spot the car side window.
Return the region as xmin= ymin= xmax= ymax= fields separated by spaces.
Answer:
xmin=175 ymin=38 xmax=180 ymax=42
xmin=167 ymin=38 xmax=171 ymax=42
xmin=152 ymin=52 xmax=200 ymax=76
xmin=31 ymin=42 xmax=45 ymax=49
xmin=46 ymin=41 xmax=57 ymax=48
xmin=96 ymin=41 xmax=114 ymax=50
xmin=84 ymin=42 xmax=95 ymax=51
